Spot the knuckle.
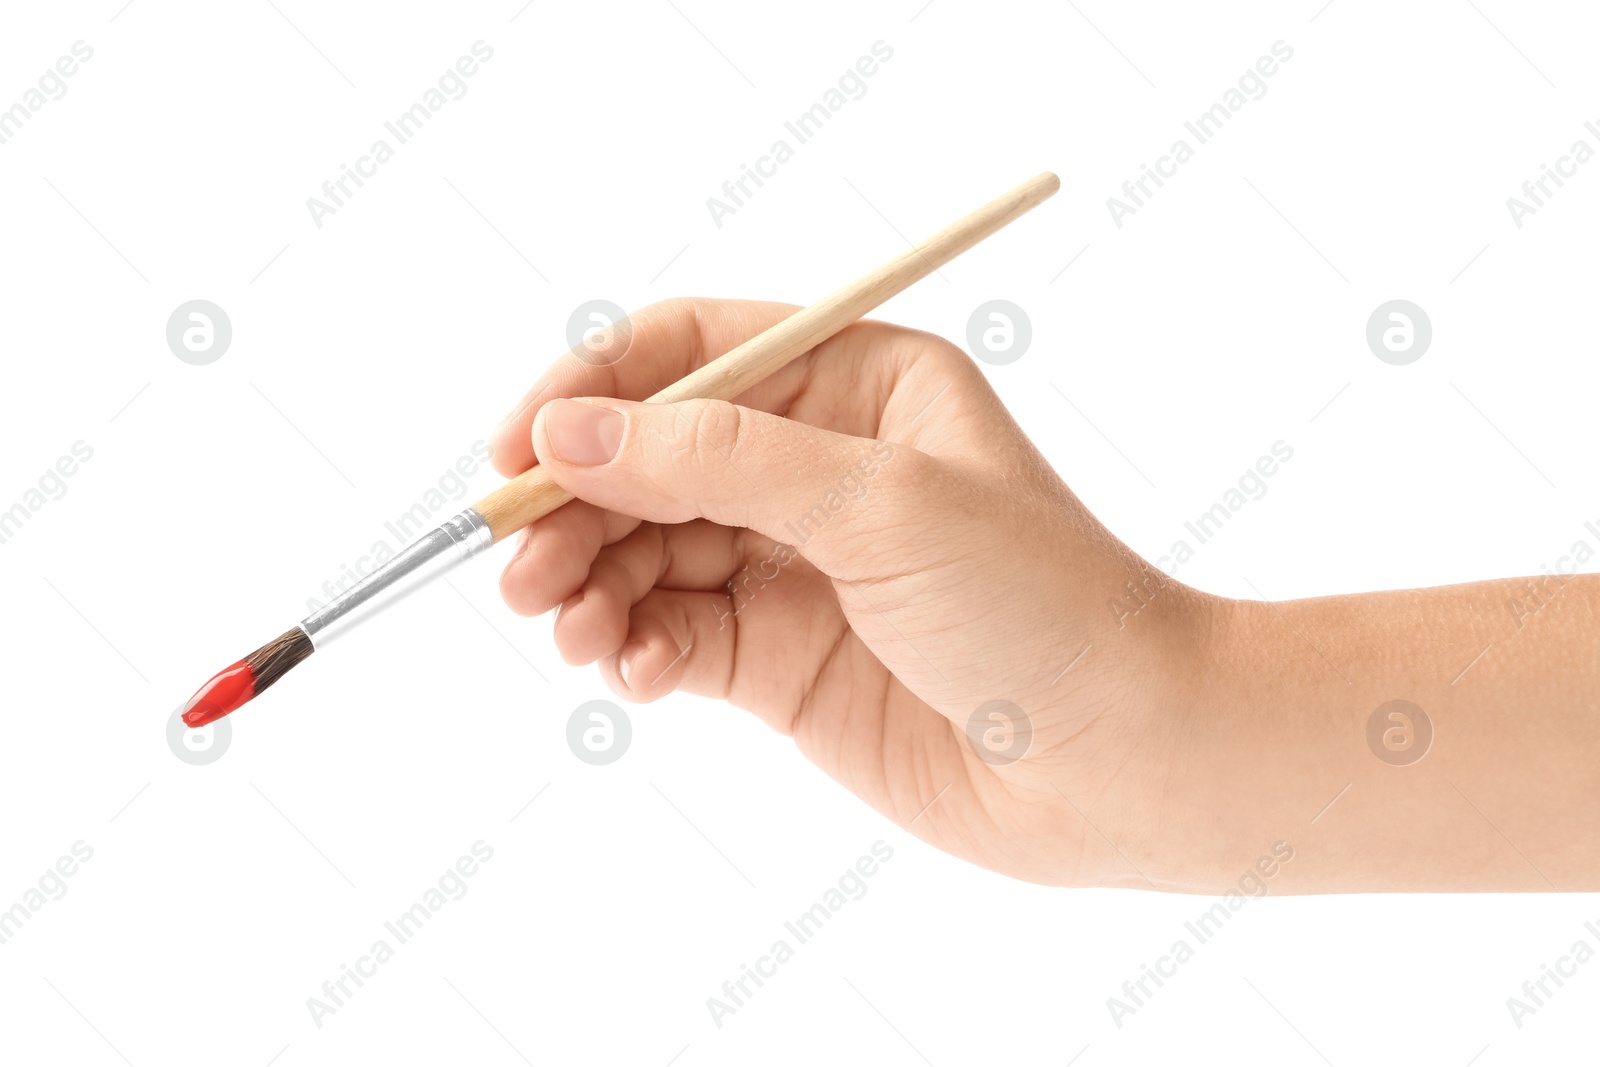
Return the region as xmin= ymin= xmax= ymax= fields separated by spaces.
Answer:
xmin=857 ymin=442 xmax=924 ymax=502
xmin=929 ymin=334 xmax=989 ymax=379
xmin=672 ymin=398 xmax=746 ymax=472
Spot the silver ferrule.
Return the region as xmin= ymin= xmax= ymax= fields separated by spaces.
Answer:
xmin=300 ymin=508 xmax=493 ymax=648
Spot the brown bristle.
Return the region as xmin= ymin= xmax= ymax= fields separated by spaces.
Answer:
xmin=243 ymin=627 xmax=315 ymax=695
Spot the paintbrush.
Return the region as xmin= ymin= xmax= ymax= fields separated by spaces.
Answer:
xmin=179 ymin=171 xmax=1061 ymax=727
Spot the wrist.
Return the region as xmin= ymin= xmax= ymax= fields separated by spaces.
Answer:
xmin=1105 ymin=588 xmax=1320 ymax=893
xmin=1054 ymin=570 xmax=1253 ymax=893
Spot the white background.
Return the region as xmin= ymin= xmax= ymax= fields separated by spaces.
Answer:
xmin=1 ymin=1 xmax=1597 ymax=1063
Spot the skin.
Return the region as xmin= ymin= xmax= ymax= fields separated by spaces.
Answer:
xmin=491 ymin=298 xmax=1600 ymax=894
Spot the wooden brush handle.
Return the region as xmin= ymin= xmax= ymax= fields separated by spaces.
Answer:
xmin=473 ymin=171 xmax=1060 ymax=542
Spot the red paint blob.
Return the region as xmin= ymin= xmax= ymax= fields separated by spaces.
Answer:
xmin=180 ymin=660 xmax=258 ymax=728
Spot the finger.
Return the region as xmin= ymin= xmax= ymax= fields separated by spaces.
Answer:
xmin=552 ymin=523 xmax=662 ymax=665
xmin=554 ymin=520 xmax=801 ymax=664
xmin=600 ymin=588 xmax=737 ymax=706
xmin=768 ymin=320 xmax=984 ymax=446
xmin=497 ymin=498 xmax=638 ymax=617
xmin=490 ymin=298 xmax=804 ymax=478
xmin=532 ymin=395 xmax=938 ymax=579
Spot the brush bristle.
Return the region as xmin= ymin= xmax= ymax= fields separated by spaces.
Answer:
xmin=243 ymin=627 xmax=315 ymax=695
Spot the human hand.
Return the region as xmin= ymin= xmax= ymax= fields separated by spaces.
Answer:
xmin=490 ymin=298 xmax=1213 ymax=889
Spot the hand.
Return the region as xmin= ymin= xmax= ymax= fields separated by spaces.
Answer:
xmin=493 ymin=297 xmax=1600 ymax=894
xmin=490 ymin=298 xmax=1211 ymax=889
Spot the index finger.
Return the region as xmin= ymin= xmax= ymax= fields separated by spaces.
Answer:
xmin=489 ymin=297 xmax=802 ymax=478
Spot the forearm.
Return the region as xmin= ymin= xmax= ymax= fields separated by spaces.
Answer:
xmin=1168 ymin=575 xmax=1600 ymax=893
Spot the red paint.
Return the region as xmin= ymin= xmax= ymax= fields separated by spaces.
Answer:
xmin=180 ymin=660 xmax=258 ymax=728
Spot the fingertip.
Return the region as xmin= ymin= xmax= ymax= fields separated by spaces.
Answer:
xmin=599 ymin=647 xmax=639 ymax=703
xmin=496 ymin=529 xmax=575 ymax=618
xmin=558 ymin=586 xmax=631 ymax=664
xmin=488 ymin=417 xmax=532 ymax=479
xmin=617 ymin=640 xmax=647 ymax=692
xmin=498 ymin=550 xmax=548 ymax=617
xmin=532 ymin=397 xmax=635 ymax=472
xmin=528 ymin=402 xmax=552 ymax=464
xmin=528 ymin=399 xmax=572 ymax=469
xmin=608 ymin=614 xmax=688 ymax=701
xmin=552 ymin=590 xmax=590 ymax=664
xmin=495 ymin=501 xmax=609 ymax=618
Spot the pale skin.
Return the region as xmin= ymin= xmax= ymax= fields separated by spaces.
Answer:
xmin=490 ymin=298 xmax=1600 ymax=894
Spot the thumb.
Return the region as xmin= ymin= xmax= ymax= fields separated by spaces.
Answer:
xmin=531 ymin=396 xmax=916 ymax=576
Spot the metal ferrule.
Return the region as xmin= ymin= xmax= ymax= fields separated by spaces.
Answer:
xmin=299 ymin=508 xmax=493 ymax=648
